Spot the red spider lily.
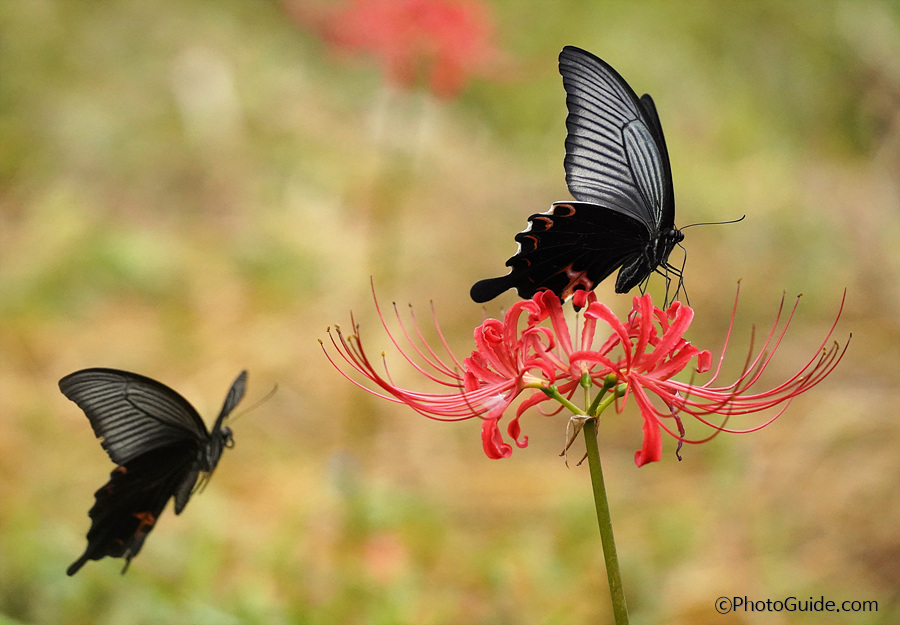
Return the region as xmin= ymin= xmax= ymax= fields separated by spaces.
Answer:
xmin=578 ymin=288 xmax=848 ymax=465
xmin=322 ymin=293 xmax=559 ymax=458
xmin=287 ymin=0 xmax=502 ymax=98
xmin=322 ymin=286 xmax=848 ymax=465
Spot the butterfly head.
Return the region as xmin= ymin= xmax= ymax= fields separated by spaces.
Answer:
xmin=222 ymin=426 xmax=235 ymax=449
xmin=199 ymin=425 xmax=234 ymax=473
xmin=660 ymin=226 xmax=684 ymax=255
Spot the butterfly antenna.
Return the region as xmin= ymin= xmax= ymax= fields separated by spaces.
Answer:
xmin=680 ymin=214 xmax=746 ymax=230
xmin=227 ymin=383 xmax=278 ymax=425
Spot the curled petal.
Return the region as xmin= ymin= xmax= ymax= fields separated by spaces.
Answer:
xmin=482 ymin=418 xmax=512 ymax=459
xmin=695 ymin=349 xmax=713 ymax=373
xmin=630 ymin=386 xmax=664 ymax=467
xmin=506 ymin=413 xmax=529 ymax=449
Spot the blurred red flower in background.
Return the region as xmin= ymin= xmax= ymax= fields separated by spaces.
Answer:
xmin=286 ymin=0 xmax=503 ymax=97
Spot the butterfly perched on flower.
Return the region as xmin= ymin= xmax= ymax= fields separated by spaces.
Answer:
xmin=471 ymin=45 xmax=684 ymax=303
xmin=60 ymin=368 xmax=246 ymax=575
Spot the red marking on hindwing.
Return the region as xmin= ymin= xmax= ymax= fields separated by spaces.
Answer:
xmin=559 ymin=264 xmax=593 ymax=301
xmin=532 ymin=216 xmax=553 ymax=230
xmin=133 ymin=511 xmax=157 ymax=535
xmin=521 ymin=234 xmax=539 ymax=253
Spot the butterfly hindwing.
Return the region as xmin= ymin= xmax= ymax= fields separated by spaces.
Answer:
xmin=470 ymin=202 xmax=649 ymax=302
xmin=66 ymin=441 xmax=199 ymax=575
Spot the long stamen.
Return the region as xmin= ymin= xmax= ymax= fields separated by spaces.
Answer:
xmin=322 ymin=285 xmax=848 ymax=465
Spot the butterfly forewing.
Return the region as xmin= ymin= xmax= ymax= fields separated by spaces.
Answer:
xmin=559 ymin=45 xmax=656 ymax=227
xmin=623 ymin=121 xmax=665 ymax=224
xmin=637 ymin=93 xmax=675 ymax=226
xmin=59 ymin=369 xmax=210 ymax=465
xmin=212 ymin=370 xmax=247 ymax=431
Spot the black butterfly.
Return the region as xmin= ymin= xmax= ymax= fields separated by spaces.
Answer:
xmin=60 ymin=368 xmax=246 ymax=575
xmin=471 ymin=45 xmax=684 ymax=303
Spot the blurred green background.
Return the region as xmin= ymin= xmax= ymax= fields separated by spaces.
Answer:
xmin=2 ymin=0 xmax=898 ymax=623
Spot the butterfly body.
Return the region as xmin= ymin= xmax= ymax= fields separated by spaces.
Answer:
xmin=471 ymin=46 xmax=683 ymax=303
xmin=60 ymin=368 xmax=245 ymax=575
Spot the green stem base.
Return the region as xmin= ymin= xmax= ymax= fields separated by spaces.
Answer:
xmin=583 ymin=418 xmax=629 ymax=625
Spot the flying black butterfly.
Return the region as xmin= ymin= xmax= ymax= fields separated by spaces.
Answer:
xmin=471 ymin=45 xmax=684 ymax=303
xmin=60 ymin=368 xmax=246 ymax=575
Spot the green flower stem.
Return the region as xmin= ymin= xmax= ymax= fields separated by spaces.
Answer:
xmin=542 ymin=376 xmax=629 ymax=622
xmin=539 ymin=385 xmax=584 ymax=416
xmin=587 ymin=373 xmax=620 ymax=416
xmin=584 ymin=417 xmax=629 ymax=625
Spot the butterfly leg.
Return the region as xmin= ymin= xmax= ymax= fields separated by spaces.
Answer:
xmin=655 ymin=259 xmax=687 ymax=307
